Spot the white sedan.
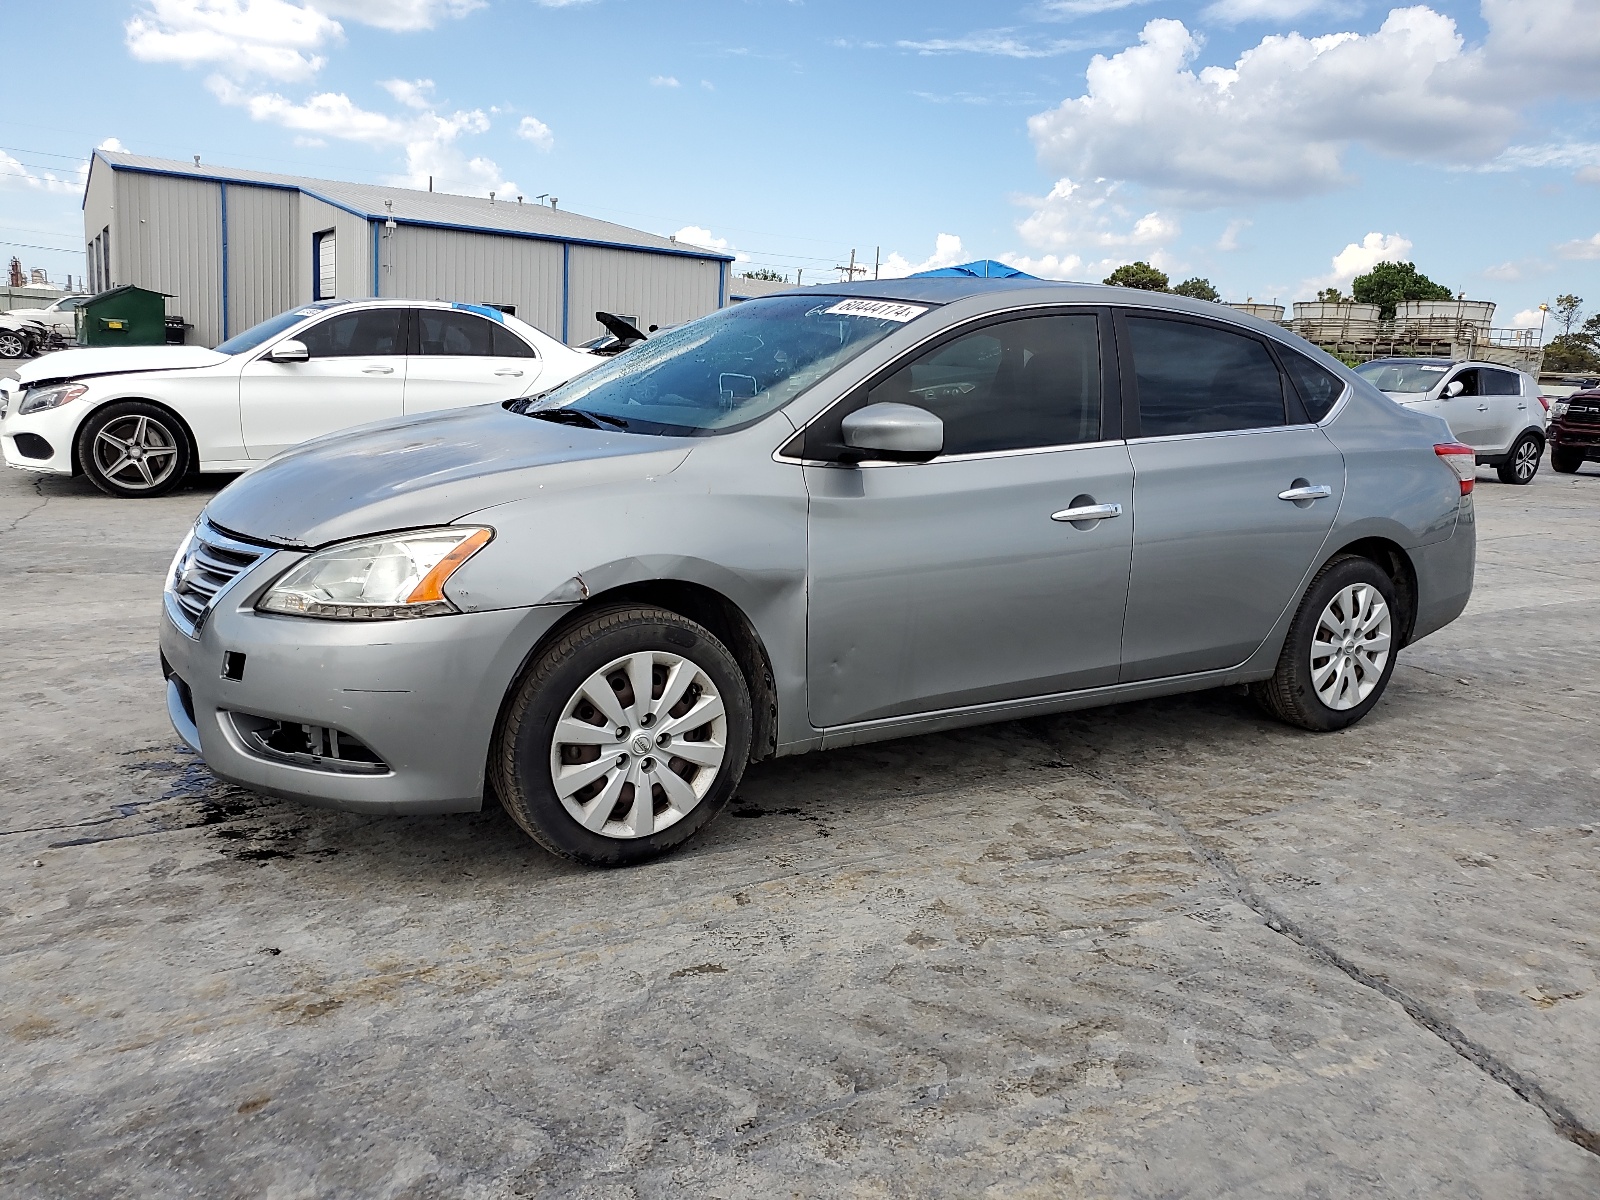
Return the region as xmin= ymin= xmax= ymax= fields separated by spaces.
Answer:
xmin=0 ymin=299 xmax=600 ymax=497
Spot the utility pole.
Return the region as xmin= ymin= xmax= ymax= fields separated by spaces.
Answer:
xmin=874 ymin=246 xmax=880 ymax=280
xmin=835 ymin=249 xmax=867 ymax=283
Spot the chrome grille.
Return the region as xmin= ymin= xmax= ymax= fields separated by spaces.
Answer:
xmin=166 ymin=521 xmax=271 ymax=636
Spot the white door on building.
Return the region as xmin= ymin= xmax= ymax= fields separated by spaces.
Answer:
xmin=403 ymin=308 xmax=543 ymax=415
xmin=314 ymin=230 xmax=337 ymax=301
xmin=239 ymin=307 xmax=408 ymax=459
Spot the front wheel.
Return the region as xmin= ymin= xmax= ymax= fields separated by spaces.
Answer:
xmin=1253 ymin=556 xmax=1400 ymax=732
xmin=76 ymin=401 xmax=192 ymax=498
xmin=1551 ymin=447 xmax=1584 ymax=474
xmin=0 ymin=329 xmax=26 ymax=359
xmin=1496 ymin=432 xmax=1542 ymax=485
xmin=493 ymin=605 xmax=753 ymax=866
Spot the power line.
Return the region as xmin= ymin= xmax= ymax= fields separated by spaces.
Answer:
xmin=0 ymin=239 xmax=85 ymax=255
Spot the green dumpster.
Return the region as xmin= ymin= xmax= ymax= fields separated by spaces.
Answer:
xmin=75 ymin=285 xmax=170 ymax=347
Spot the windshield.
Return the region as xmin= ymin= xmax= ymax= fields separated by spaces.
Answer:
xmin=1354 ymin=361 xmax=1449 ymax=393
xmin=215 ymin=299 xmax=350 ymax=355
xmin=521 ymin=295 xmax=933 ymax=435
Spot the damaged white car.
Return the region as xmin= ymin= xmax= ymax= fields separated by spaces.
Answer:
xmin=0 ymin=298 xmax=599 ymax=497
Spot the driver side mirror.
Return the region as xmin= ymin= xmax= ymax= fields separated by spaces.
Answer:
xmin=266 ymin=339 xmax=309 ymax=364
xmin=840 ymin=402 xmax=943 ymax=462
xmin=1443 ymin=379 xmax=1465 ymax=399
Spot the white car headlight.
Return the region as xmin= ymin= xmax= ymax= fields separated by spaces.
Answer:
xmin=1551 ymin=399 xmax=1569 ymax=419
xmin=258 ymin=527 xmax=493 ymax=620
xmin=18 ymin=383 xmax=88 ymax=415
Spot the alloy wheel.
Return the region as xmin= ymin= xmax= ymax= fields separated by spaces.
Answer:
xmin=1513 ymin=437 xmax=1540 ymax=482
xmin=1310 ymin=582 xmax=1392 ymax=711
xmin=0 ymin=331 xmax=24 ymax=358
xmin=548 ymin=650 xmax=728 ymax=839
xmin=92 ymin=413 xmax=180 ymax=491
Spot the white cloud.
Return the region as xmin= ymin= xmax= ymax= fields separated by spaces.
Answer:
xmin=877 ymin=233 xmax=967 ymax=279
xmin=0 ymin=151 xmax=84 ymax=195
xmin=209 ymin=77 xmax=515 ymax=195
xmin=701 ymin=79 xmax=715 ymax=90
xmin=1579 ymin=166 xmax=1600 ymax=186
xmin=672 ymin=226 xmax=729 ymax=252
xmin=1038 ymin=0 xmax=1153 ymax=15
xmin=1203 ymin=0 xmax=1343 ymax=23
xmin=380 ymin=77 xmax=434 ymax=108
xmin=1000 ymin=176 xmax=1180 ymax=280
xmin=126 ymin=0 xmax=340 ymax=82
xmin=1510 ymin=308 xmax=1545 ymax=330
xmin=1025 ymin=4 xmax=1600 ymax=206
xmin=124 ymin=0 xmax=484 ymax=83
xmin=897 ymin=31 xmax=1095 ymax=58
xmin=650 ymin=75 xmax=680 ymax=88
xmin=313 ymin=0 xmax=484 ymax=31
xmin=1299 ymin=231 xmax=1412 ymax=295
xmin=516 ymin=116 xmax=555 ymax=150
xmin=1556 ymin=232 xmax=1600 ymax=261
xmin=97 ymin=137 xmax=127 ymax=153
xmin=1217 ymin=218 xmax=1249 ymax=251
xmin=1482 ymin=260 xmax=1524 ymax=281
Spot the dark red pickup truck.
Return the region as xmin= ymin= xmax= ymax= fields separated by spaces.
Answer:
xmin=1550 ymin=389 xmax=1600 ymax=473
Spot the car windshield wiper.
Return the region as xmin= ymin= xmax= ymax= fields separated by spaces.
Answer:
xmin=521 ymin=406 xmax=631 ymax=431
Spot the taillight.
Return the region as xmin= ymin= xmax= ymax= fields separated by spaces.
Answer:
xmin=1538 ymin=395 xmax=1550 ymax=413
xmin=1436 ymin=441 xmax=1475 ymax=495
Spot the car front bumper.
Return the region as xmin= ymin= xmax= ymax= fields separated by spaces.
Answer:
xmin=0 ymin=396 xmax=81 ymax=475
xmin=160 ymin=567 xmax=577 ymax=815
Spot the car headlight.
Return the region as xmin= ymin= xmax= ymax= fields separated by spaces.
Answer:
xmin=1551 ymin=400 xmax=1568 ymax=419
xmin=257 ymin=527 xmax=493 ymax=620
xmin=18 ymin=383 xmax=88 ymax=416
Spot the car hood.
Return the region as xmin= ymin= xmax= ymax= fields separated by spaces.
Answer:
xmin=202 ymin=404 xmax=693 ymax=548
xmin=16 ymin=345 xmax=231 ymax=386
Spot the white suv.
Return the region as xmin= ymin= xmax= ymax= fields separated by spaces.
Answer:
xmin=1354 ymin=357 xmax=1549 ymax=484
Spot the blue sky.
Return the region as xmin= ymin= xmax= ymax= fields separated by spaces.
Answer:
xmin=3 ymin=0 xmax=1598 ymax=336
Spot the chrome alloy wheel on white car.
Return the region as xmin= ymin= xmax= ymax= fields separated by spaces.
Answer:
xmin=92 ymin=412 xmax=181 ymax=491
xmin=1309 ymin=582 xmax=1392 ymax=711
xmin=548 ymin=650 xmax=728 ymax=839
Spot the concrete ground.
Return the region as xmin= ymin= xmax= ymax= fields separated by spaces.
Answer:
xmin=1 ymin=453 xmax=1597 ymax=1199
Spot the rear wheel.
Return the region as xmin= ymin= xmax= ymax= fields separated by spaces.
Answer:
xmin=1253 ymin=556 xmax=1399 ymax=732
xmin=1496 ymin=432 xmax=1542 ymax=485
xmin=76 ymin=401 xmax=191 ymax=498
xmin=493 ymin=605 xmax=752 ymax=866
xmin=1550 ymin=447 xmax=1584 ymax=474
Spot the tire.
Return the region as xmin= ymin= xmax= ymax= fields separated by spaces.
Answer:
xmin=493 ymin=605 xmax=753 ymax=866
xmin=1252 ymin=555 xmax=1400 ymax=733
xmin=0 ymin=330 xmax=26 ymax=359
xmin=1551 ymin=447 xmax=1584 ymax=474
xmin=76 ymin=401 xmax=192 ymax=498
xmin=1496 ymin=432 xmax=1542 ymax=485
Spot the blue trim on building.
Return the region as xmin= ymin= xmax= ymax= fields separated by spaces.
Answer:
xmin=561 ymin=242 xmax=571 ymax=344
xmin=311 ymin=231 xmax=322 ymax=301
xmin=101 ymin=157 xmax=734 ymax=263
xmin=371 ymin=220 xmax=381 ymax=297
xmin=219 ymin=182 xmax=230 ymax=339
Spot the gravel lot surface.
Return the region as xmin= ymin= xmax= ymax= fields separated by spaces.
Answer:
xmin=1 ymin=453 xmax=1597 ymax=1198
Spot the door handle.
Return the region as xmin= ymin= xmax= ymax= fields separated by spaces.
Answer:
xmin=362 ymin=365 xmax=395 ymax=374
xmin=1051 ymin=502 xmax=1123 ymax=522
xmin=1278 ymin=484 xmax=1332 ymax=502
xmin=494 ymin=368 xmax=525 ymax=377
xmin=1477 ymin=403 xmax=1489 ymax=412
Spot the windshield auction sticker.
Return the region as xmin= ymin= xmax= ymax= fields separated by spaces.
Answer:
xmin=822 ymin=299 xmax=929 ymax=323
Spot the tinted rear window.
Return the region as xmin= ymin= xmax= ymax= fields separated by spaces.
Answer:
xmin=1128 ymin=316 xmax=1286 ymax=436
xmin=1279 ymin=347 xmax=1345 ymax=422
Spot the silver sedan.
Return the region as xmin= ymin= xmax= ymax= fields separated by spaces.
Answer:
xmin=158 ymin=281 xmax=1476 ymax=866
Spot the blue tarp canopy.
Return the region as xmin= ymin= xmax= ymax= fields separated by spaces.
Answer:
xmin=910 ymin=260 xmax=1036 ymax=279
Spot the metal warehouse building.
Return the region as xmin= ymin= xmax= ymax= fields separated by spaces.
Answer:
xmin=82 ymin=150 xmax=735 ymax=349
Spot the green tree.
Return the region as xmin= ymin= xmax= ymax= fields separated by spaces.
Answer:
xmin=1350 ymin=261 xmax=1453 ymax=319
xmin=740 ymin=267 xmax=788 ymax=283
xmin=1103 ymin=261 xmax=1170 ymax=291
xmin=1316 ymin=287 xmax=1345 ymax=303
xmin=1171 ymin=276 xmax=1221 ymax=301
xmin=1552 ymin=294 xmax=1582 ymax=337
